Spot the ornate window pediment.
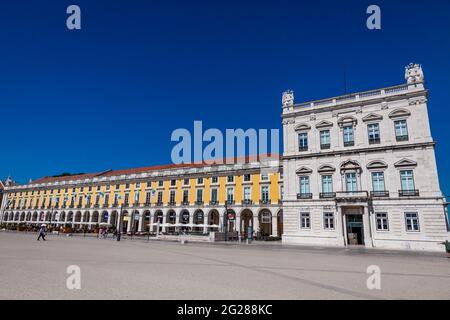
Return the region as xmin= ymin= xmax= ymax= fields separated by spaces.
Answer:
xmin=337 ymin=116 xmax=357 ymax=128
xmin=294 ymin=123 xmax=311 ymax=132
xmin=394 ymin=159 xmax=417 ymax=168
xmin=318 ymin=165 xmax=336 ymax=173
xmin=362 ymin=113 xmax=383 ymax=122
xmin=315 ymin=120 xmax=333 ymax=129
xmin=389 ymin=108 xmax=411 ymax=119
xmin=366 ymin=160 xmax=388 ymax=170
xmin=296 ymin=167 xmax=313 ymax=175
xmin=340 ymin=160 xmax=362 ymax=173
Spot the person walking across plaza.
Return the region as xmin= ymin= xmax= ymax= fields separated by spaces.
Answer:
xmin=37 ymin=224 xmax=47 ymax=241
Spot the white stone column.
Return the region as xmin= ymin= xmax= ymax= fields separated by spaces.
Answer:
xmin=162 ymin=211 xmax=167 ymax=233
xmin=271 ymin=215 xmax=278 ymax=237
xmin=340 ymin=207 xmax=347 ymax=246
xmin=363 ymin=206 xmax=373 ymax=248
xmin=138 ymin=213 xmax=144 ymax=232
xmin=127 ymin=213 xmax=133 ymax=232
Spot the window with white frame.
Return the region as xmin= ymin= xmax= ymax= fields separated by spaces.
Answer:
xmin=323 ymin=212 xmax=334 ymax=229
xmin=394 ymin=120 xmax=408 ymax=141
xmin=299 ymin=176 xmax=310 ymax=195
xmin=183 ymin=178 xmax=189 ymax=186
xmin=405 ymin=212 xmax=420 ymax=232
xmin=243 ymin=174 xmax=251 ymax=182
xmin=211 ymin=188 xmax=218 ymax=202
xmin=182 ymin=190 xmax=189 ymax=203
xmin=376 ymin=213 xmax=389 ymax=231
xmin=196 ymin=189 xmax=203 ymax=202
xmin=211 ymin=176 xmax=218 ymax=184
xmin=243 ymin=186 xmax=251 ymax=201
xmin=197 ymin=177 xmax=203 ymax=185
xmin=368 ymin=123 xmax=380 ymax=144
xmin=261 ymin=186 xmax=269 ymax=202
xmin=298 ymin=133 xmax=308 ymax=151
xmin=372 ymin=172 xmax=385 ymax=192
xmin=343 ymin=126 xmax=354 ymax=146
xmin=157 ymin=191 xmax=163 ymax=203
xmin=400 ymin=170 xmax=415 ymax=191
xmin=321 ymin=175 xmax=333 ymax=194
xmin=227 ymin=187 xmax=234 ymax=202
xmin=169 ymin=190 xmax=175 ymax=203
xmin=261 ymin=173 xmax=269 ymax=181
xmin=227 ymin=175 xmax=234 ymax=183
xmin=320 ymin=130 xmax=331 ymax=149
xmin=158 ymin=180 xmax=164 ymax=187
xmin=300 ymin=212 xmax=310 ymax=229
xmin=345 ymin=172 xmax=357 ymax=192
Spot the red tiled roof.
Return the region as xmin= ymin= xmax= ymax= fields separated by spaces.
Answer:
xmin=28 ymin=154 xmax=281 ymax=185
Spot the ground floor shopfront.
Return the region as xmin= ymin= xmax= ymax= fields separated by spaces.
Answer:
xmin=282 ymin=196 xmax=449 ymax=252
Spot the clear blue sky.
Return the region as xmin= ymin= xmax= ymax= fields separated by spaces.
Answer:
xmin=0 ymin=0 xmax=449 ymax=196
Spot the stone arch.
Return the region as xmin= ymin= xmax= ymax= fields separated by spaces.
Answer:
xmin=208 ymin=209 xmax=220 ymax=231
xmin=74 ymin=211 xmax=82 ymax=223
xmin=240 ymin=209 xmax=254 ymax=238
xmin=67 ymin=211 xmax=74 ymax=223
xmin=166 ymin=209 xmax=176 ymax=233
xmin=91 ymin=211 xmax=99 ymax=223
xmin=26 ymin=212 xmax=32 ymax=221
xmin=45 ymin=211 xmax=51 ymax=222
xmin=101 ymin=210 xmax=109 ymax=223
xmin=258 ymin=208 xmax=272 ymax=237
xmin=20 ymin=212 xmax=26 ymax=221
xmin=110 ymin=210 xmax=118 ymax=227
xmin=60 ymin=211 xmax=66 ymax=223
xmin=143 ymin=210 xmax=151 ymax=232
xmin=32 ymin=212 xmax=38 ymax=222
xmin=193 ymin=209 xmax=204 ymax=232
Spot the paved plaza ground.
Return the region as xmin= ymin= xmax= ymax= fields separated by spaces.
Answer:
xmin=0 ymin=232 xmax=449 ymax=300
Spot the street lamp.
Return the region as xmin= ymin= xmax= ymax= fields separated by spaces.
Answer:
xmin=116 ymin=194 xmax=123 ymax=242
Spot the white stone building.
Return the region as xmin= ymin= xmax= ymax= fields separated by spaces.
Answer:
xmin=281 ymin=64 xmax=449 ymax=251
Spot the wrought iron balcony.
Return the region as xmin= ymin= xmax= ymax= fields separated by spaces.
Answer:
xmin=156 ymin=201 xmax=164 ymax=207
xmin=242 ymin=199 xmax=253 ymax=205
xmin=319 ymin=192 xmax=336 ymax=199
xmin=297 ymin=193 xmax=312 ymax=199
xmin=182 ymin=201 xmax=190 ymax=206
xmin=103 ymin=203 xmax=109 ymax=208
xmin=344 ymin=141 xmax=355 ymax=147
xmin=298 ymin=146 xmax=308 ymax=152
xmin=225 ymin=200 xmax=235 ymax=205
xmin=370 ymin=191 xmax=389 ymax=197
xmin=369 ymin=138 xmax=381 ymax=145
xmin=320 ymin=144 xmax=331 ymax=150
xmin=209 ymin=200 xmax=218 ymax=206
xmin=396 ymin=135 xmax=409 ymax=142
xmin=398 ymin=189 xmax=419 ymax=197
xmin=169 ymin=201 xmax=176 ymax=206
xmin=195 ymin=201 xmax=204 ymax=205
xmin=259 ymin=199 xmax=270 ymax=204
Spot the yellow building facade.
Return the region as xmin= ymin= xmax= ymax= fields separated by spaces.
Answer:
xmin=1 ymin=160 xmax=283 ymax=238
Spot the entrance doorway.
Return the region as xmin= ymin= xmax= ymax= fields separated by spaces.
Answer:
xmin=346 ymin=214 xmax=364 ymax=245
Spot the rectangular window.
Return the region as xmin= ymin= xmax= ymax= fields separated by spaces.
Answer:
xmin=227 ymin=188 xmax=234 ymax=202
xmin=372 ymin=172 xmax=385 ymax=192
xmin=376 ymin=213 xmax=389 ymax=231
xmin=395 ymin=120 xmax=409 ymax=141
xmin=227 ymin=176 xmax=234 ymax=183
xmin=320 ymin=130 xmax=331 ymax=149
xmin=261 ymin=173 xmax=269 ymax=181
xmin=196 ymin=189 xmax=203 ymax=202
xmin=170 ymin=179 xmax=176 ymax=186
xmin=368 ymin=123 xmax=380 ymax=144
xmin=243 ymin=174 xmax=251 ymax=182
xmin=343 ymin=126 xmax=354 ymax=146
xmin=183 ymin=178 xmax=189 ymax=186
xmin=183 ymin=190 xmax=189 ymax=203
xmin=104 ymin=194 xmax=109 ymax=206
xmin=124 ymin=194 xmax=129 ymax=205
xmin=115 ymin=184 xmax=120 ymax=190
xmin=157 ymin=192 xmax=163 ymax=203
xmin=298 ymin=133 xmax=308 ymax=151
xmin=261 ymin=186 xmax=269 ymax=202
xmin=345 ymin=173 xmax=357 ymax=192
xmin=243 ymin=187 xmax=251 ymax=201
xmin=136 ymin=182 xmax=140 ymax=189
xmin=400 ymin=170 xmax=415 ymax=191
xmin=211 ymin=176 xmax=218 ymax=184
xmin=197 ymin=177 xmax=203 ymax=185
xmin=96 ymin=185 xmax=101 ymax=191
xmin=145 ymin=192 xmax=151 ymax=204
xmin=405 ymin=212 xmax=420 ymax=232
xmin=158 ymin=180 xmax=164 ymax=187
xmin=299 ymin=176 xmax=310 ymax=195
xmin=169 ymin=190 xmax=175 ymax=203
xmin=321 ymin=175 xmax=333 ymax=193
xmin=211 ymin=188 xmax=218 ymax=202
xmin=106 ymin=185 xmax=110 ymax=191
xmin=323 ymin=212 xmax=334 ymax=230
xmin=300 ymin=212 xmax=310 ymax=229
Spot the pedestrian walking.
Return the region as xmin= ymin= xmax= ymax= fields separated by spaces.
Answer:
xmin=37 ymin=224 xmax=47 ymax=241
xmin=440 ymin=240 xmax=450 ymax=258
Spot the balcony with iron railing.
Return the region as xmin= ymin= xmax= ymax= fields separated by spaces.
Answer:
xmin=209 ymin=200 xmax=218 ymax=206
xmin=182 ymin=200 xmax=190 ymax=206
xmin=399 ymin=189 xmax=419 ymax=197
xmin=260 ymin=199 xmax=270 ymax=205
xmin=319 ymin=192 xmax=336 ymax=199
xmin=225 ymin=200 xmax=235 ymax=205
xmin=195 ymin=201 xmax=204 ymax=206
xmin=169 ymin=201 xmax=176 ymax=206
xmin=297 ymin=193 xmax=313 ymax=199
xmin=370 ymin=191 xmax=390 ymax=198
xmin=396 ymin=135 xmax=409 ymax=142
xmin=242 ymin=199 xmax=253 ymax=205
